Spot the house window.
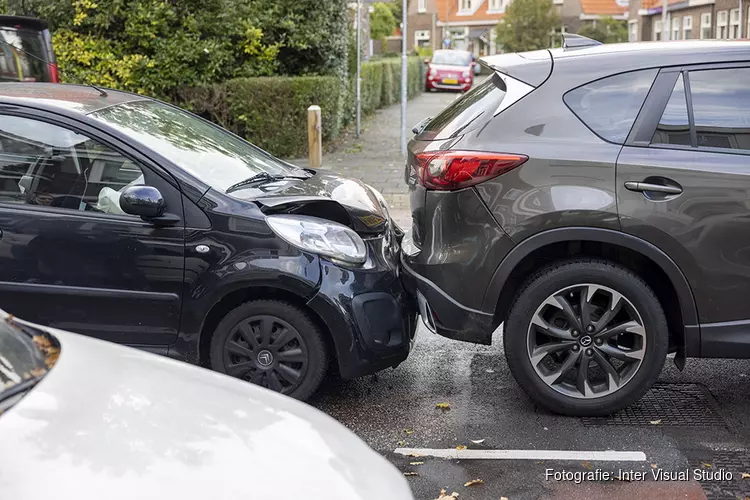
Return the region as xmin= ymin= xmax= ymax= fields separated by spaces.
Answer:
xmin=488 ymin=0 xmax=502 ymax=11
xmin=460 ymin=0 xmax=472 ymax=12
xmin=672 ymin=17 xmax=681 ymax=40
xmin=418 ymin=0 xmax=426 ymax=13
xmin=729 ymin=8 xmax=740 ymax=38
xmin=629 ymin=19 xmax=638 ymax=42
xmin=701 ymin=13 xmax=712 ymax=39
xmin=717 ymin=10 xmax=728 ymax=39
xmin=683 ymin=15 xmax=693 ymax=39
xmin=654 ymin=19 xmax=663 ymax=41
xmin=414 ymin=29 xmax=431 ymax=47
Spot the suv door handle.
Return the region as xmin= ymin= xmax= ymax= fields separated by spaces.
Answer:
xmin=624 ymin=181 xmax=683 ymax=195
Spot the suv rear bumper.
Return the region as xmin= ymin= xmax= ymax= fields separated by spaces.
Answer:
xmin=400 ymin=252 xmax=496 ymax=345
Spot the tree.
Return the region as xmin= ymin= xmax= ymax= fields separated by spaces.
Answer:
xmin=577 ymin=17 xmax=628 ymax=43
xmin=495 ymin=0 xmax=559 ymax=53
xmin=371 ymin=3 xmax=397 ymax=46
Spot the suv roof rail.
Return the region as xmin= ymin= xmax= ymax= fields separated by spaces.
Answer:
xmin=561 ymin=33 xmax=602 ymax=50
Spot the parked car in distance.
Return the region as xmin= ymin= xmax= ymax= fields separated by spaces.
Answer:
xmin=0 ymin=311 xmax=414 ymax=500
xmin=403 ymin=36 xmax=750 ymax=416
xmin=424 ymin=49 xmax=477 ymax=92
xmin=0 ymin=16 xmax=58 ymax=83
xmin=0 ymin=83 xmax=417 ymax=401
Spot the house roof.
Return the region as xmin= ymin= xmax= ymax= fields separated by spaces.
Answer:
xmin=436 ymin=0 xmax=505 ymax=24
xmin=640 ymin=0 xmax=682 ymax=10
xmin=580 ymin=0 xmax=629 ymax=16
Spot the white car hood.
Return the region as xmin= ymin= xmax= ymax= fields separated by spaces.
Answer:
xmin=0 ymin=329 xmax=412 ymax=500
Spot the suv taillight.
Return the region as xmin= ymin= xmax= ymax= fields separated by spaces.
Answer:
xmin=415 ymin=151 xmax=528 ymax=190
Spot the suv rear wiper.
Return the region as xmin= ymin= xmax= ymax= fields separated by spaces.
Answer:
xmin=226 ymin=171 xmax=311 ymax=194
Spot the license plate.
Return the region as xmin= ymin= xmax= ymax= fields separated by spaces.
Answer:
xmin=443 ymin=78 xmax=458 ymax=84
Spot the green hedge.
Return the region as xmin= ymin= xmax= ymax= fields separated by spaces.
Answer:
xmin=179 ymin=57 xmax=424 ymax=158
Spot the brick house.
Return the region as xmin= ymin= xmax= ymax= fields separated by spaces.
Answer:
xmin=630 ymin=0 xmax=749 ymax=41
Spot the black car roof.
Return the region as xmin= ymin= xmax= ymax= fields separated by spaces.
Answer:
xmin=0 ymin=83 xmax=149 ymax=115
xmin=0 ymin=15 xmax=49 ymax=31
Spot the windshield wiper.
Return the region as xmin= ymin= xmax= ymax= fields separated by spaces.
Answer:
xmin=226 ymin=171 xmax=311 ymax=194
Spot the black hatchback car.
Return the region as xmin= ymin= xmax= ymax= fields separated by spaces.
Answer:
xmin=403 ymin=37 xmax=750 ymax=416
xmin=0 ymin=83 xmax=416 ymax=400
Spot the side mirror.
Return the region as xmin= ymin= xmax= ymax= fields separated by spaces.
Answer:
xmin=474 ymin=63 xmax=481 ymax=75
xmin=120 ymin=185 xmax=165 ymax=219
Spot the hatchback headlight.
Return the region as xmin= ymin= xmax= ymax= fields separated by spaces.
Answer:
xmin=266 ymin=215 xmax=367 ymax=264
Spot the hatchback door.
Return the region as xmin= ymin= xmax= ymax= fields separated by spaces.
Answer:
xmin=616 ymin=64 xmax=750 ymax=357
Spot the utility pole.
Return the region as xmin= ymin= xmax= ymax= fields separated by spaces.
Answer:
xmin=661 ymin=0 xmax=670 ymax=40
xmin=400 ymin=0 xmax=408 ymax=155
xmin=356 ymin=0 xmax=362 ymax=137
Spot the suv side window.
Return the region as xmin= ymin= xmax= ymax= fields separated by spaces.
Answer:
xmin=651 ymin=73 xmax=691 ymax=147
xmin=689 ymin=68 xmax=750 ymax=151
xmin=0 ymin=115 xmax=144 ymax=214
xmin=564 ymin=68 xmax=657 ymax=144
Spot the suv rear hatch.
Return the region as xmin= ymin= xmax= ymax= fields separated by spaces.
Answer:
xmin=0 ymin=16 xmax=58 ymax=83
xmin=405 ymin=50 xmax=552 ymax=250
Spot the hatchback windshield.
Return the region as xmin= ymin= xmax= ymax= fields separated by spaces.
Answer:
xmin=0 ymin=315 xmax=58 ymax=415
xmin=89 ymin=100 xmax=301 ymax=193
xmin=431 ymin=50 xmax=472 ymax=67
xmin=0 ymin=28 xmax=47 ymax=83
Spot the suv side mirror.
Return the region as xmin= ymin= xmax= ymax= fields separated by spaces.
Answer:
xmin=120 ymin=185 xmax=165 ymax=219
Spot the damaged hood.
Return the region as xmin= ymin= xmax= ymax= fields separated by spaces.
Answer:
xmin=251 ymin=172 xmax=390 ymax=234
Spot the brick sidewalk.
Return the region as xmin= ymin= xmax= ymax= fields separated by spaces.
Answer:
xmin=286 ymin=92 xmax=456 ymax=227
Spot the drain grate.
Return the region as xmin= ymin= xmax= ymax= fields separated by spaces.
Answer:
xmin=689 ymin=451 xmax=750 ymax=500
xmin=581 ymin=383 xmax=726 ymax=427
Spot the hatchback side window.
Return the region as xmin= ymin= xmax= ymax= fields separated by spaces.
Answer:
xmin=689 ymin=68 xmax=750 ymax=151
xmin=0 ymin=115 xmax=144 ymax=215
xmin=651 ymin=73 xmax=691 ymax=147
xmin=564 ymin=68 xmax=657 ymax=144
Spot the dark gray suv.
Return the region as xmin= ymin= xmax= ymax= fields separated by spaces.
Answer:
xmin=401 ymin=36 xmax=750 ymax=416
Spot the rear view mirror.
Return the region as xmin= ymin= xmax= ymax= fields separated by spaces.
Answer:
xmin=120 ymin=185 xmax=165 ymax=219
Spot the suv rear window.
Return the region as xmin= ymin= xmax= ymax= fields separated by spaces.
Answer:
xmin=564 ymin=69 xmax=657 ymax=144
xmin=417 ymin=73 xmax=509 ymax=141
xmin=0 ymin=28 xmax=48 ymax=83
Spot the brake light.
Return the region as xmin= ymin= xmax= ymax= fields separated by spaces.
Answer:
xmin=49 ymin=63 xmax=59 ymax=83
xmin=414 ymin=151 xmax=528 ymax=190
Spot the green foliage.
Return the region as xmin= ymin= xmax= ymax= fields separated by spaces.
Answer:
xmin=577 ymin=17 xmax=628 ymax=43
xmin=495 ymin=0 xmax=559 ymax=53
xmin=7 ymin=0 xmax=349 ymax=101
xmin=371 ymin=3 xmax=397 ymax=46
xmin=416 ymin=46 xmax=433 ymax=58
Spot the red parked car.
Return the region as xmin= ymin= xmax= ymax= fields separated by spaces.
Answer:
xmin=424 ymin=49 xmax=478 ymax=92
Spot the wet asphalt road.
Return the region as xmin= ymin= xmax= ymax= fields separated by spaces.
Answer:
xmin=311 ymin=323 xmax=750 ymax=500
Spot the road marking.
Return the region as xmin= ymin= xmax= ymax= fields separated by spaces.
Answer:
xmin=394 ymin=448 xmax=646 ymax=461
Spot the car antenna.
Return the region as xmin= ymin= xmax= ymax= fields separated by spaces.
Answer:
xmin=0 ymin=38 xmax=108 ymax=96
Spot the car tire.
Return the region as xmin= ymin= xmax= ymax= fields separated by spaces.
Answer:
xmin=504 ymin=258 xmax=668 ymax=417
xmin=210 ymin=300 xmax=328 ymax=401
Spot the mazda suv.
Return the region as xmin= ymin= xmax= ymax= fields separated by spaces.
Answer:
xmin=402 ymin=36 xmax=750 ymax=416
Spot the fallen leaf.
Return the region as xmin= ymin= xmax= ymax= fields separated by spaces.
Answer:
xmin=649 ymin=419 xmax=662 ymax=425
xmin=410 ymin=461 xmax=425 ymax=465
xmin=464 ymin=478 xmax=484 ymax=487
xmin=470 ymin=439 xmax=485 ymax=444
xmin=434 ymin=490 xmax=459 ymax=500
xmin=407 ymin=452 xmax=424 ymax=458
xmin=651 ymin=463 xmax=658 ymax=469
xmin=403 ymin=428 xmax=414 ymax=435
xmin=581 ymin=461 xmax=593 ymax=469
xmin=404 ymin=471 xmax=419 ymax=476
xmin=501 ymin=497 xmax=509 ymax=500
xmin=397 ymin=440 xmax=406 ymax=446
xmin=485 ymin=368 xmax=495 ymax=373
xmin=741 ymin=472 xmax=750 ymax=479
xmin=436 ymin=402 xmax=451 ymax=410
xmin=456 ymin=445 xmax=467 ymax=450
xmin=703 ymin=463 xmax=712 ymax=469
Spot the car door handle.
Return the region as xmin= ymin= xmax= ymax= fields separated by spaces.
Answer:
xmin=624 ymin=181 xmax=683 ymax=195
